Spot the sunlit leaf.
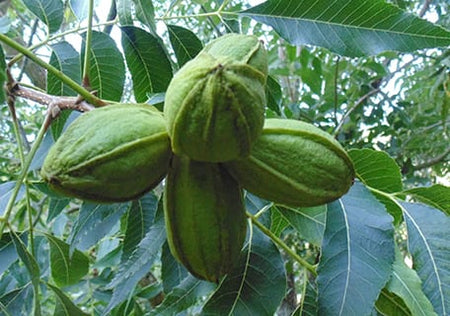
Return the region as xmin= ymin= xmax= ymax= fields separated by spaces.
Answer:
xmin=69 ymin=0 xmax=89 ymax=21
xmin=241 ymin=0 xmax=450 ymax=57
xmin=402 ymin=202 xmax=450 ymax=316
xmin=349 ymin=148 xmax=403 ymax=224
xmin=317 ymin=182 xmax=395 ymax=315
xmin=23 ymin=0 xmax=63 ymax=33
xmin=403 ymin=185 xmax=450 ymax=215
xmin=116 ymin=0 xmax=133 ymax=25
xmin=202 ymin=224 xmax=287 ymax=315
xmin=168 ymin=24 xmax=203 ymax=67
xmin=133 ymin=0 xmax=156 ymax=32
xmin=81 ymin=31 xmax=125 ymax=102
xmin=121 ymin=26 xmax=173 ymax=102
xmin=46 ymin=234 xmax=89 ymax=287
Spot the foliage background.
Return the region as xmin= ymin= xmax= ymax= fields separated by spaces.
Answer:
xmin=0 ymin=0 xmax=449 ymax=315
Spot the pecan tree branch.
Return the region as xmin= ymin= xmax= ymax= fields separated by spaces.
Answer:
xmin=413 ymin=148 xmax=450 ymax=171
xmin=9 ymin=82 xmax=95 ymax=113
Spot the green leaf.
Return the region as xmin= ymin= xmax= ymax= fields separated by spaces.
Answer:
xmin=161 ymin=241 xmax=188 ymax=293
xmin=0 ymin=285 xmax=33 ymax=316
xmin=349 ymin=149 xmax=403 ymax=192
xmin=402 ymin=202 xmax=450 ymax=316
xmin=349 ymin=149 xmax=403 ymax=224
xmin=47 ymin=41 xmax=81 ymax=139
xmin=0 ymin=233 xmax=26 ymax=275
xmin=47 ymin=198 xmax=70 ymax=223
xmin=0 ymin=181 xmax=25 ymax=217
xmin=81 ymin=31 xmax=125 ymax=102
xmin=10 ymin=232 xmax=40 ymax=285
xmin=270 ymin=207 xmax=290 ymax=237
xmin=69 ymin=0 xmax=89 ymax=21
xmin=317 ymin=182 xmax=395 ymax=316
xmin=23 ymin=0 xmax=63 ymax=33
xmin=241 ymin=0 xmax=450 ymax=57
xmin=150 ymin=275 xmax=215 ymax=315
xmin=266 ymin=75 xmax=282 ymax=115
xmin=0 ymin=16 xmax=10 ymax=34
xmin=375 ymin=289 xmax=411 ymax=316
xmin=202 ymin=224 xmax=287 ymax=315
xmin=105 ymin=209 xmax=166 ymax=313
xmin=403 ymin=185 xmax=450 ymax=216
xmin=167 ymin=24 xmax=203 ymax=67
xmin=46 ymin=234 xmax=89 ymax=287
xmin=48 ymin=42 xmax=81 ymax=97
xmin=0 ymin=45 xmax=6 ymax=104
xmin=133 ymin=0 xmax=156 ymax=32
xmin=68 ymin=202 xmax=129 ymax=253
xmin=47 ymin=283 xmax=89 ymax=316
xmin=276 ymin=205 xmax=326 ymax=246
xmin=121 ymin=26 xmax=173 ymax=102
xmin=122 ymin=193 xmax=158 ymax=260
xmin=377 ymin=246 xmax=437 ymax=316
xmin=293 ymin=278 xmax=318 ymax=316
xmin=10 ymin=232 xmax=41 ymax=315
xmin=116 ymin=0 xmax=133 ymax=25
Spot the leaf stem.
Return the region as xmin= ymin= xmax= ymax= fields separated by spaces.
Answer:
xmin=0 ymin=34 xmax=104 ymax=106
xmin=0 ymin=114 xmax=51 ymax=240
xmin=246 ymin=211 xmax=318 ymax=276
xmin=82 ymin=0 xmax=95 ymax=88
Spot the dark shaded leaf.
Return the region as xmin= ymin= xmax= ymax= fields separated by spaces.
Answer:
xmin=241 ymin=0 xmax=450 ymax=57
xmin=121 ymin=26 xmax=173 ymax=102
xmin=47 ymin=41 xmax=81 ymax=139
xmin=276 ymin=205 xmax=326 ymax=246
xmin=68 ymin=202 xmax=129 ymax=253
xmin=402 ymin=202 xmax=450 ymax=316
xmin=293 ymin=278 xmax=318 ymax=316
xmin=122 ymin=193 xmax=158 ymax=260
xmin=105 ymin=209 xmax=166 ymax=313
xmin=0 ymin=182 xmax=25 ymax=217
xmin=376 ymin=247 xmax=436 ymax=316
xmin=317 ymin=182 xmax=395 ymax=316
xmin=161 ymin=242 xmax=188 ymax=293
xmin=150 ymin=275 xmax=215 ymax=315
xmin=23 ymin=0 xmax=63 ymax=33
xmin=168 ymin=24 xmax=203 ymax=67
xmin=47 ymin=282 xmax=90 ymax=316
xmin=202 ymin=224 xmax=287 ymax=315
xmin=46 ymin=234 xmax=89 ymax=287
xmin=375 ymin=289 xmax=411 ymax=316
xmin=0 ymin=45 xmax=6 ymax=104
xmin=266 ymin=75 xmax=282 ymax=115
